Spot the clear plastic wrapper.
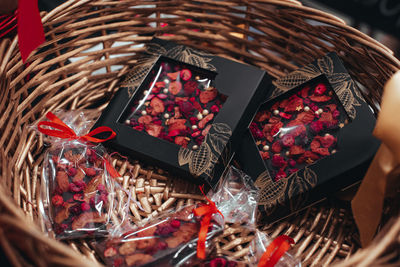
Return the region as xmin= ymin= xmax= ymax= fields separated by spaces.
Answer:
xmin=94 ymin=205 xmax=223 ymax=267
xmin=248 ymin=231 xmax=301 ymax=267
xmin=37 ymin=110 xmax=117 ymax=239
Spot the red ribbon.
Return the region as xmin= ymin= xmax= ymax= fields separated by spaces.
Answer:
xmin=0 ymin=11 xmax=17 ymax=39
xmin=258 ymin=235 xmax=295 ymax=267
xmin=37 ymin=112 xmax=116 ymax=143
xmin=193 ymin=185 xmax=223 ymax=259
xmin=17 ymin=0 xmax=45 ymax=62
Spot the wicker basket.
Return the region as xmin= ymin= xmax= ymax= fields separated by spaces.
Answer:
xmin=0 ymin=0 xmax=399 ymax=266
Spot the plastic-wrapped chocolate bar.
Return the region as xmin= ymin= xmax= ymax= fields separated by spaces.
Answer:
xmin=94 ymin=166 xmax=258 ymax=267
xmin=36 ymin=110 xmax=117 ymax=239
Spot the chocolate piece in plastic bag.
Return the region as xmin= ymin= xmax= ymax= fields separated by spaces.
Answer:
xmin=209 ymin=166 xmax=258 ymax=227
xmin=248 ymin=231 xmax=301 ymax=267
xmin=94 ymin=205 xmax=223 ymax=267
xmin=37 ymin=110 xmax=117 ymax=239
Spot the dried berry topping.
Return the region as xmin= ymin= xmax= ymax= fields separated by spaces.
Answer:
xmin=104 ymin=247 xmax=117 ymax=257
xmin=180 ymin=69 xmax=192 ymax=81
xmin=52 ymin=195 xmax=64 ymax=206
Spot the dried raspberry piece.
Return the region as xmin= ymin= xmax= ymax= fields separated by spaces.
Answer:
xmin=310 ymin=121 xmax=324 ymax=133
xmin=104 ymin=247 xmax=117 ymax=258
xmin=183 ymin=80 xmax=197 ymax=96
xmin=67 ymin=167 xmax=77 ymax=177
xmin=73 ymin=193 xmax=84 ymax=202
xmin=168 ymin=119 xmax=187 ymax=132
xmin=282 ymin=135 xmax=295 ymax=147
xmin=275 ymin=170 xmax=287 ymax=181
xmin=167 ymin=71 xmax=180 ymax=80
xmin=271 ymin=141 xmax=282 ymax=153
xmin=284 ymin=96 xmax=303 ymax=112
xmin=304 ymin=151 xmax=319 ymax=160
xmin=288 ymin=159 xmax=296 ymax=167
xmin=198 ymin=114 xmax=214 ymax=129
xmin=332 ymin=110 xmax=340 ymax=118
xmin=314 ymin=83 xmax=327 ymax=95
xmin=289 ymin=124 xmax=306 ymax=137
xmin=150 ymin=97 xmax=165 ymax=115
xmin=320 ymin=134 xmax=336 ymax=148
xmin=171 ymin=219 xmax=181 ymax=228
xmin=180 ymin=69 xmax=192 ymax=81
xmin=189 ymin=117 xmax=198 ymax=125
xmin=260 ymin=151 xmax=270 ymax=160
xmin=174 ymin=136 xmax=188 ymax=148
xmin=309 ymin=95 xmax=331 ymax=102
xmin=289 ymin=145 xmax=305 ymax=156
xmin=271 ymin=154 xmax=286 ymax=168
xmin=177 ymin=101 xmax=194 ymax=116
xmin=52 ymin=195 xmax=64 ymax=206
xmin=146 ymin=124 xmax=163 ymax=137
xmin=169 ymin=81 xmax=182 ymax=95
xmin=199 ymin=88 xmax=218 ymax=104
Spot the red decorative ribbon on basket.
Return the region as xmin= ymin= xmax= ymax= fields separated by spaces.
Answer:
xmin=193 ymin=185 xmax=224 ymax=259
xmin=17 ymin=0 xmax=45 ymax=62
xmin=0 ymin=11 xmax=17 ymax=39
xmin=258 ymin=235 xmax=295 ymax=267
xmin=38 ymin=112 xmax=116 ymax=143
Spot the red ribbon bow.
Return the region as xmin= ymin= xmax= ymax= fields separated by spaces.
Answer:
xmin=17 ymin=0 xmax=45 ymax=63
xmin=193 ymin=185 xmax=223 ymax=259
xmin=258 ymin=235 xmax=295 ymax=267
xmin=37 ymin=112 xmax=116 ymax=143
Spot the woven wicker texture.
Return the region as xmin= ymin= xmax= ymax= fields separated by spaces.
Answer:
xmin=0 ymin=0 xmax=399 ymax=266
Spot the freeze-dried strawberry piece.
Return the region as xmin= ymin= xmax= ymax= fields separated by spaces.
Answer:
xmin=300 ymin=86 xmax=310 ymax=98
xmin=85 ymin=167 xmax=96 ymax=177
xmin=168 ymin=119 xmax=187 ymax=132
xmin=175 ymin=136 xmax=188 ymax=148
xmin=150 ymin=97 xmax=165 ymax=115
xmin=72 ymin=211 xmax=106 ymax=230
xmin=271 ymin=141 xmax=282 ymax=153
xmin=319 ymin=111 xmax=337 ymax=127
xmin=146 ymin=124 xmax=163 ymax=137
xmin=72 ymin=168 xmax=85 ymax=183
xmin=56 ymin=171 xmax=69 ymax=192
xmin=279 ymin=99 xmax=289 ymax=109
xmin=314 ymin=83 xmax=327 ymax=95
xmin=169 ymin=81 xmax=182 ymax=95
xmin=320 ymin=134 xmax=336 ymax=148
xmin=309 ymin=95 xmax=331 ymax=102
xmin=138 ymin=115 xmax=152 ymax=125
xmin=55 ymin=202 xmax=75 ymax=224
xmin=181 ymin=69 xmax=192 ymax=81
xmin=199 ymin=88 xmax=218 ymax=104
xmin=296 ymin=110 xmax=315 ymax=124
xmin=174 ymin=106 xmax=181 ymax=118
xmin=198 ymin=114 xmax=214 ymax=129
xmin=104 ymin=247 xmax=117 ymax=257
xmin=304 ymin=151 xmax=319 ymax=161
xmin=310 ymin=139 xmax=321 ymax=151
xmin=270 ymin=122 xmax=283 ymax=136
xmin=326 ymin=104 xmax=337 ymax=112
xmin=289 ymin=145 xmax=305 ymax=156
xmin=271 ymin=155 xmax=286 ymax=168
xmin=177 ymin=101 xmax=194 ymax=116
xmin=269 ymin=116 xmax=280 ymax=124
xmin=183 ymin=80 xmax=197 ymax=96
xmin=255 ymin=110 xmax=270 ymax=122
xmin=284 ymin=96 xmax=303 ymax=112
xmin=260 ymin=151 xmax=270 ymax=160
xmin=155 ymin=81 xmax=165 ymax=88
xmin=314 ymin=147 xmax=330 ymax=156
xmin=125 ymin=254 xmax=153 ymax=266
xmin=282 ymin=135 xmax=295 ymax=147
xmin=285 ymin=123 xmax=306 ymax=137
xmin=167 ymin=71 xmax=180 ymax=80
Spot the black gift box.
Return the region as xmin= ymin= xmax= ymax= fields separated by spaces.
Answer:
xmin=235 ymin=52 xmax=380 ymax=223
xmin=94 ymin=38 xmax=272 ymax=188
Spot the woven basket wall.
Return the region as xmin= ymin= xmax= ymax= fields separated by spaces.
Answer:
xmin=0 ymin=0 xmax=399 ymax=266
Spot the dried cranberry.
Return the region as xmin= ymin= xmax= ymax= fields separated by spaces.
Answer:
xmin=171 ymin=219 xmax=181 ymax=228
xmin=52 ymin=195 xmax=64 ymax=206
xmin=271 ymin=141 xmax=282 ymax=153
xmin=69 ymin=183 xmax=82 ymax=193
xmin=81 ymin=202 xmax=91 ymax=211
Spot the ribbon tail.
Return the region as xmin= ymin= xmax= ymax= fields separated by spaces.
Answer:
xmin=18 ymin=0 xmax=45 ymax=62
xmin=197 ymin=215 xmax=211 ymax=259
